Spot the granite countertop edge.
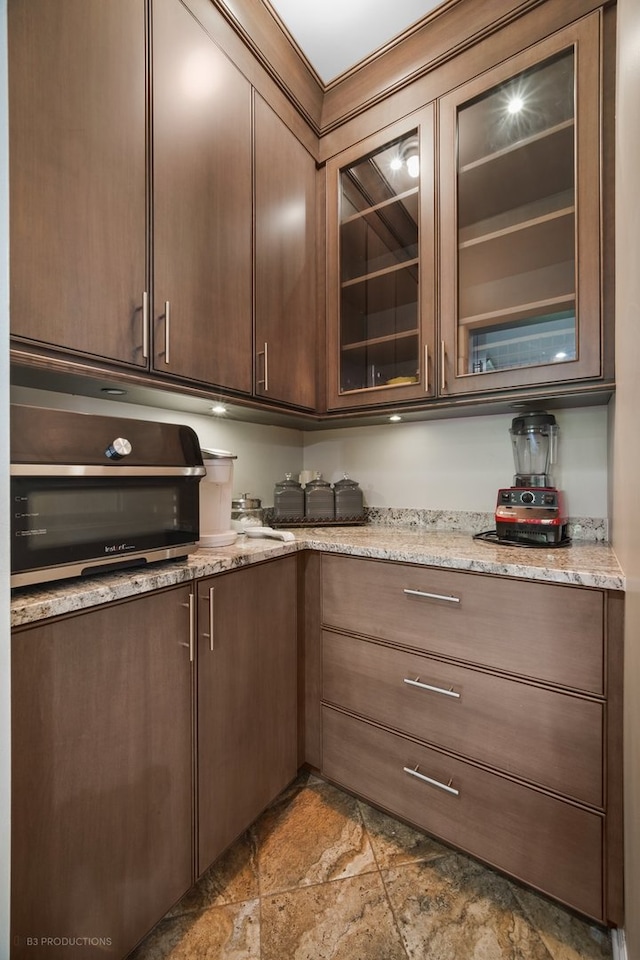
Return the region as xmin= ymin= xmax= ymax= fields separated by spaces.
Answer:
xmin=11 ymin=528 xmax=625 ymax=627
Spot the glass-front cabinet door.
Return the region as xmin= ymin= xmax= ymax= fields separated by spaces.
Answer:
xmin=439 ymin=15 xmax=602 ymax=396
xmin=326 ymin=107 xmax=435 ymax=410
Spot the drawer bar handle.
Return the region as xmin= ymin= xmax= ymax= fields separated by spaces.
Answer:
xmin=403 ymin=764 xmax=459 ymax=797
xmin=403 ymin=588 xmax=460 ymax=604
xmin=403 ymin=677 xmax=460 ymax=699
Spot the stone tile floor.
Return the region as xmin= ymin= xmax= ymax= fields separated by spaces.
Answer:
xmin=129 ymin=771 xmax=613 ymax=960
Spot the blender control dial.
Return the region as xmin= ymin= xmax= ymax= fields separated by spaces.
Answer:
xmin=520 ymin=491 xmax=535 ymax=504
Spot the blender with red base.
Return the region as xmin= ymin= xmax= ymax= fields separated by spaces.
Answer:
xmin=495 ymin=412 xmax=569 ymax=545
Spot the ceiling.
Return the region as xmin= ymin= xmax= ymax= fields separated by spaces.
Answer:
xmin=264 ymin=0 xmax=447 ymax=84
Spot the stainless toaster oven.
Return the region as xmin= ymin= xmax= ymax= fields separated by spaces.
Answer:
xmin=10 ymin=405 xmax=206 ymax=588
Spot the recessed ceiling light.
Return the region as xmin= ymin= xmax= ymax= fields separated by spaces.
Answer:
xmin=211 ymin=404 xmax=227 ymax=415
xmin=389 ymin=414 xmax=402 ymax=422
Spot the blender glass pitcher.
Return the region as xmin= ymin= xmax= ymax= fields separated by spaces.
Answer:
xmin=509 ymin=412 xmax=558 ymax=486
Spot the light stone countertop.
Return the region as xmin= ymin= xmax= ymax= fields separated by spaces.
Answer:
xmin=10 ymin=526 xmax=624 ymax=628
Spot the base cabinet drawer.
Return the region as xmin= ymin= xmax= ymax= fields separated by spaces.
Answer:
xmin=322 ymin=631 xmax=603 ymax=806
xmin=322 ymin=706 xmax=604 ymax=923
xmin=321 ymin=555 xmax=604 ymax=694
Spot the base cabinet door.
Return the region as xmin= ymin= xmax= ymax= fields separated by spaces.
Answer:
xmin=197 ymin=557 xmax=298 ymax=873
xmin=11 ymin=586 xmax=194 ymax=960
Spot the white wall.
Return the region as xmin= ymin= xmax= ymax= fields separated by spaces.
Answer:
xmin=1 ymin=1 xmax=11 ymax=953
xmin=11 ymin=388 xmax=610 ymax=519
xmin=303 ymin=406 xmax=608 ymax=517
xmin=612 ymin=0 xmax=640 ymax=953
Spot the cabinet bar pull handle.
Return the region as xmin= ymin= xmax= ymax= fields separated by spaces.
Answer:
xmin=403 ymin=677 xmax=460 ymax=699
xmin=440 ymin=340 xmax=446 ymax=392
xmin=201 ymin=587 xmax=215 ymax=650
xmin=142 ymin=291 xmax=149 ymax=359
xmin=164 ymin=301 xmax=171 ymax=365
xmin=181 ymin=597 xmax=195 ymax=661
xmin=256 ymin=343 xmax=269 ymax=391
xmin=403 ymin=765 xmax=459 ymax=796
xmin=403 ymin=588 xmax=460 ymax=604
xmin=207 ymin=587 xmax=215 ymax=651
xmin=424 ymin=344 xmax=429 ymax=393
xmin=188 ymin=592 xmax=195 ymax=663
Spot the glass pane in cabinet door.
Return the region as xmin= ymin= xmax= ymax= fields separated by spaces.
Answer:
xmin=339 ymin=130 xmax=420 ymax=393
xmin=456 ymin=49 xmax=577 ymax=376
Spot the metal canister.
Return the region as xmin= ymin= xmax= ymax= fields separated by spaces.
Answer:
xmin=273 ymin=474 xmax=304 ymax=522
xmin=304 ymin=474 xmax=335 ymax=521
xmin=333 ymin=475 xmax=364 ymax=521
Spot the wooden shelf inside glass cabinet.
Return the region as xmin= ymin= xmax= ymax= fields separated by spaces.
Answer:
xmin=458 ymin=120 xmax=575 ymax=226
xmin=340 ymin=260 xmax=419 ymax=390
xmin=458 ymin=192 xmax=576 ymax=326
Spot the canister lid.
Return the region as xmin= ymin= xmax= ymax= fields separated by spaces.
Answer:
xmin=334 ymin=474 xmax=359 ymax=490
xmin=305 ymin=474 xmax=331 ymax=488
xmin=275 ymin=472 xmax=302 ymax=490
xmin=232 ymin=493 xmax=261 ymax=509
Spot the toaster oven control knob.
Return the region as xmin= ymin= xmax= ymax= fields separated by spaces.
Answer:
xmin=105 ymin=437 xmax=132 ymax=460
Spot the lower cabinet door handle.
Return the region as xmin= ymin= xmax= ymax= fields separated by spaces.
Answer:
xmin=403 ymin=765 xmax=460 ymax=796
xmin=188 ymin=593 xmax=195 ymax=662
xmin=403 ymin=677 xmax=461 ymax=699
xmin=403 ymin=587 xmax=460 ymax=603
xmin=207 ymin=587 xmax=214 ymax=651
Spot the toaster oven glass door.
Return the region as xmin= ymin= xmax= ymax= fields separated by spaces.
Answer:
xmin=11 ymin=475 xmax=200 ymax=578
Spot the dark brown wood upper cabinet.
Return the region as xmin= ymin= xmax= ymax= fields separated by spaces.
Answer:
xmin=8 ymin=0 xmax=148 ymax=366
xmin=325 ymin=13 xmax=606 ymax=413
xmin=325 ymin=107 xmax=436 ymax=411
xmin=254 ymin=94 xmax=318 ymax=410
xmin=9 ymin=0 xmax=612 ymax=421
xmin=439 ymin=14 xmax=602 ymax=396
xmin=152 ymin=0 xmax=253 ymax=394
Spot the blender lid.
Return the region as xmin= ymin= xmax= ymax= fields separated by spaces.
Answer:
xmin=510 ymin=412 xmax=557 ymax=433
